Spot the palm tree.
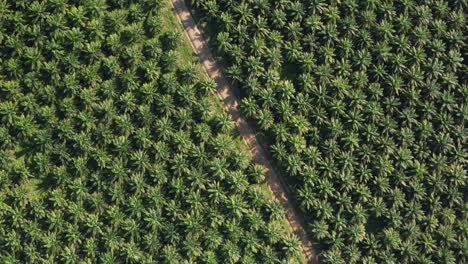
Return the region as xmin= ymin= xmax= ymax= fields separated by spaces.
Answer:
xmin=22 ymin=218 xmax=42 ymax=242
xmin=175 ymin=109 xmax=194 ymax=130
xmin=191 ymin=144 xmax=209 ymax=166
xmin=82 ymin=237 xmax=98 ymax=259
xmin=271 ymin=8 xmax=287 ymax=27
xmin=311 ymin=220 xmax=330 ymax=240
xmin=401 ymin=240 xmax=419 ymax=262
xmin=86 ymin=13 xmax=105 ymax=38
xmin=154 ymin=141 xmax=171 ymax=162
xmin=14 ymin=113 xmax=35 ymax=139
xmin=4 ymin=229 xmax=21 ymax=254
xmin=3 ymin=58 xmax=22 ymax=79
xmin=49 ymin=187 xmax=68 ymax=208
xmin=171 ymin=154 xmax=189 ymax=177
xmin=289 ymin=134 xmax=306 ymax=154
xmin=225 ymin=64 xmax=243 ymax=85
xmin=135 ymin=105 xmax=154 ymax=128
xmin=183 ymin=235 xmax=203 ymax=259
xmin=69 ymin=178 xmax=88 ymax=202
xmin=282 ymin=233 xmax=301 ymax=258
xmin=245 ymin=56 xmax=264 ymax=77
xmin=252 ymin=16 xmax=269 ymax=38
xmin=284 ymin=40 xmax=302 ymax=62
xmin=348 ymin=223 xmax=366 ymax=243
xmin=219 ymin=12 xmax=235 ymax=31
xmin=156 ymin=94 xmax=176 ymax=117
xmin=114 ymin=114 xmax=134 ymax=136
xmin=191 ymin=97 xmax=211 ymax=122
xmin=256 ymin=109 xmax=274 ymax=130
xmin=197 ymin=79 xmax=217 ymax=95
xmin=102 ymin=226 xmax=122 ymax=255
xmin=229 ymin=151 xmax=249 ymax=171
xmin=64 ymin=222 xmax=82 ymax=245
xmin=9 ymin=202 xmax=26 ymax=229
xmin=203 ymin=228 xmax=222 ymax=250
xmin=64 ymin=200 xmax=83 ymax=224
xmin=201 ymin=250 xmax=218 ymax=264
xmin=145 ymin=185 xmax=165 ymax=208
xmin=272 ymin=123 xmax=289 ymax=144
xmin=226 ymin=195 xmax=247 ymax=219
xmin=0 ymin=129 xmax=12 ymax=152
xmin=61 ymin=244 xmax=79 ymax=264
xmin=342 ymin=243 xmax=362 ymax=263
xmin=215 ymin=112 xmax=233 ymax=134
xmin=131 ymin=150 xmax=149 ymax=172
xmin=227 ymin=171 xmax=249 ymax=193
xmin=143 ymin=208 xmax=162 ymax=232
xmin=298 ymin=185 xmax=318 ymax=211
xmin=216 ymin=32 xmax=232 ymax=53
xmin=123 ymin=241 xmax=143 ymax=263
xmin=111 ymin=135 xmax=130 ymax=156
xmin=119 ymin=92 xmax=137 ymax=114
xmin=265 ymin=200 xmax=284 ymax=221
xmin=222 ymin=240 xmax=242 ymax=263
xmin=211 ymin=134 xmax=234 ymax=156
xmin=142 ymin=232 xmax=160 ymax=255
xmin=245 ymin=164 xmax=263 ymax=184
xmin=233 ymin=3 xmax=253 ymax=24
xmin=42 ymin=231 xmax=61 ymax=257
xmin=406 ymin=65 xmax=424 ymax=88
xmin=100 ymin=251 xmax=117 ymax=264
xmin=285 ymin=154 xmax=303 ymax=177
xmin=24 ymin=46 xmax=43 ymax=70
xmin=24 ymin=242 xmax=41 ymax=263
xmin=259 ymin=244 xmax=278 ymax=264
xmin=286 ymin=21 xmax=303 ymax=40
xmin=83 ymin=213 xmax=102 ymax=237
xmin=101 ymin=56 xmax=120 ymax=79
xmin=369 ymin=195 xmax=388 ymax=218
xmin=123 ymin=218 xmax=140 ymax=240
xmin=153 ymin=117 xmax=173 ymax=141
xmin=161 ymin=244 xmax=180 ymax=263
xmin=321 ymin=247 xmax=346 ymax=264
xmin=382 ymin=227 xmax=401 ymax=250
xmin=419 ymin=232 xmax=436 ymax=255
xmin=0 ymin=101 xmax=18 ymax=126
xmin=194 ymin=123 xmax=211 ymax=142
xmin=207 ymin=181 xmax=226 ymax=205
xmin=186 ymin=191 xmax=205 ymax=214
xmin=169 ymin=177 xmax=185 ymax=199
xmin=241 ymin=97 xmax=259 ymax=118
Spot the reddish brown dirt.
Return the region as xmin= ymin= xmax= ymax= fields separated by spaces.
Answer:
xmin=171 ymin=0 xmax=319 ymax=263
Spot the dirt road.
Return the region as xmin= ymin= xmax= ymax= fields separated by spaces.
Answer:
xmin=170 ymin=0 xmax=318 ymax=263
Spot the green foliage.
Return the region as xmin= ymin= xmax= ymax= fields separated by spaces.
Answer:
xmin=0 ymin=0 xmax=302 ymax=262
xmin=191 ymin=0 xmax=468 ymax=263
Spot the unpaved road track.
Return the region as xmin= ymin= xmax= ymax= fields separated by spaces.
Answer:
xmin=171 ymin=0 xmax=318 ymax=262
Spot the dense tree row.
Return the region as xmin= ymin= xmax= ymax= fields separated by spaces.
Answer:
xmin=0 ymin=0 xmax=302 ymax=262
xmin=190 ymin=0 xmax=467 ymax=263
